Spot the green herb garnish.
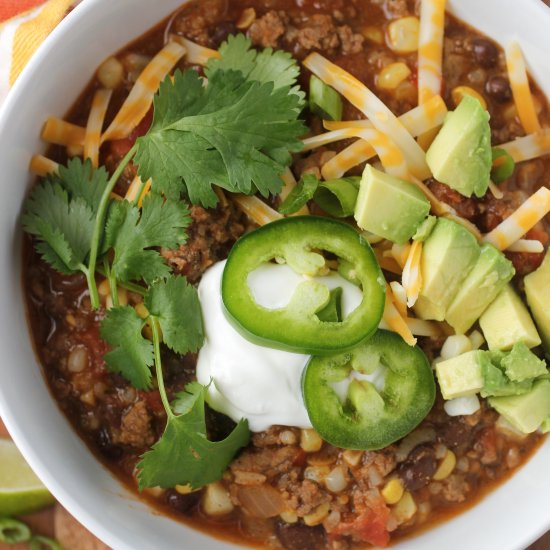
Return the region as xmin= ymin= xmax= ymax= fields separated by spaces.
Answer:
xmin=278 ymin=173 xmax=319 ymax=214
xmin=23 ymin=34 xmax=303 ymax=490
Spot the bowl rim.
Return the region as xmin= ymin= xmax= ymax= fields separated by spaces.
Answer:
xmin=1 ymin=0 xmax=550 ymax=549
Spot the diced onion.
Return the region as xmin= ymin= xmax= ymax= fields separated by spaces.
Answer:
xmin=237 ymin=485 xmax=285 ymax=519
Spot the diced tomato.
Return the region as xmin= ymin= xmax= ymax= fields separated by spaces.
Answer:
xmin=330 ymin=501 xmax=390 ymax=547
xmin=292 ymin=449 xmax=307 ymax=467
xmin=108 ymin=107 xmax=153 ymax=159
xmin=140 ymin=389 xmax=165 ymax=415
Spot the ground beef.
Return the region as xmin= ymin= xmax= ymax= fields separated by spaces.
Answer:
xmin=161 ymin=203 xmax=247 ymax=284
xmin=247 ymin=10 xmax=287 ymax=48
xmin=112 ymin=401 xmax=155 ymax=449
xmin=230 ymin=446 xmax=302 ymax=479
xmin=427 ymin=179 xmax=480 ymax=221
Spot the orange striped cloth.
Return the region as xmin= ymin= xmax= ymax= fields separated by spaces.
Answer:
xmin=0 ymin=0 xmax=75 ymax=103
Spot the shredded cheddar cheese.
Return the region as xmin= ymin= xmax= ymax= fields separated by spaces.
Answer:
xmin=417 ymin=0 xmax=446 ymax=105
xmin=233 ymin=194 xmax=283 ymax=226
xmin=29 ymin=155 xmax=59 ymax=176
xmin=389 ymin=281 xmax=408 ymax=316
xmin=125 ymin=175 xmax=152 ymax=208
xmin=391 ymin=243 xmax=412 ymax=269
xmin=404 ymin=317 xmax=442 ymax=338
xmin=321 ymin=95 xmax=447 ymax=179
xmin=84 ymin=89 xmax=112 ymax=167
xmin=506 ymin=239 xmax=544 ymax=253
xmin=505 ymin=41 xmax=541 ymax=134
xmin=382 ymin=284 xmax=417 ymax=346
xmin=303 ymin=53 xmax=430 ymax=180
xmin=41 ymin=117 xmax=85 ymax=147
xmin=170 ymin=34 xmax=221 ymax=65
xmin=102 ymin=41 xmax=186 ymax=143
xmin=498 ymin=129 xmax=550 ymax=163
xmin=402 ymin=240 xmax=423 ymax=307
xmin=483 ymin=186 xmax=550 ymax=250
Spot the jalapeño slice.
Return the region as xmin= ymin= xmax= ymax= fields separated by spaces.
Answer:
xmin=302 ymin=330 xmax=436 ymax=450
xmin=221 ymin=216 xmax=385 ymax=355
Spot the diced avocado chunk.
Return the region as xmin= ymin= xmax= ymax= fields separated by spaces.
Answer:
xmin=435 ymin=350 xmax=487 ymax=399
xmin=480 ymin=359 xmax=533 ymax=398
xmin=479 ymin=285 xmax=541 ymax=350
xmin=354 ymin=165 xmax=430 ymax=244
xmin=414 ymin=218 xmax=480 ymax=321
xmin=489 ymin=379 xmax=550 ymax=433
xmin=309 ymin=75 xmax=343 ymax=121
xmin=426 ymin=95 xmax=491 ymax=198
xmin=412 ymin=215 xmax=437 ymax=242
xmin=445 ymin=244 xmax=515 ymax=334
xmin=501 ymin=342 xmax=547 ymax=382
xmin=524 ymin=249 xmax=550 ymax=352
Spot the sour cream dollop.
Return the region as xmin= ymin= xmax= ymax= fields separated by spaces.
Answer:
xmin=196 ymin=260 xmax=363 ymax=431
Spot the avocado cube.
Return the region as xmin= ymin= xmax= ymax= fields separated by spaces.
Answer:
xmin=489 ymin=379 xmax=550 ymax=433
xmin=354 ymin=165 xmax=430 ymax=244
xmin=445 ymin=244 xmax=515 ymax=334
xmin=414 ymin=218 xmax=480 ymax=321
xmin=435 ymin=350 xmax=487 ymax=400
xmin=426 ymin=95 xmax=491 ymax=198
xmin=525 ymin=249 xmax=550 ymax=352
xmin=479 ymin=285 xmax=541 ymax=350
xmin=481 ymin=359 xmax=533 ymax=398
xmin=501 ymin=342 xmax=547 ymax=382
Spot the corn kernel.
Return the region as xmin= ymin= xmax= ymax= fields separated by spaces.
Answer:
xmin=387 ymin=17 xmax=420 ymax=53
xmin=202 ymin=482 xmax=234 ymax=516
xmin=236 ymin=7 xmax=256 ymax=29
xmin=377 ymin=62 xmax=411 ymax=90
xmin=303 ymin=502 xmax=330 ymax=526
xmin=98 ymin=279 xmax=111 ymax=297
xmin=343 ymin=449 xmax=363 ymax=467
xmin=393 ymin=491 xmax=417 ymax=523
xmin=433 ymin=450 xmax=457 ymax=481
xmin=440 ymin=334 xmax=472 ymax=360
xmin=97 ymin=56 xmax=124 ymax=89
xmin=451 ymin=86 xmax=488 ymax=110
xmin=118 ymin=287 xmax=128 ymax=307
xmin=300 ymin=429 xmax=323 ymax=453
xmin=135 ymin=302 xmax=150 ymax=319
xmin=381 ymin=478 xmax=405 ymax=505
xmin=363 ymin=25 xmax=384 ymax=44
xmin=175 ymin=484 xmax=194 ymax=494
xmin=280 ymin=510 xmax=298 ymax=524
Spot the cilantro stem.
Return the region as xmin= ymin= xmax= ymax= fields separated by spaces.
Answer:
xmin=150 ymin=315 xmax=175 ymax=420
xmin=87 ymin=143 xmax=138 ymax=309
xmin=95 ymin=267 xmax=147 ymax=296
xmin=103 ymin=258 xmax=119 ymax=307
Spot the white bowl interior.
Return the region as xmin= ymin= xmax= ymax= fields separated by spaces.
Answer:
xmin=0 ymin=0 xmax=549 ymax=549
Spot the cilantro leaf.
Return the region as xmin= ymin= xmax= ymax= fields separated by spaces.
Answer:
xmin=50 ymin=157 xmax=110 ymax=214
xmin=105 ymin=192 xmax=190 ymax=284
xmin=134 ymin=68 xmax=305 ymax=206
xmin=279 ymin=173 xmax=319 ymax=214
xmin=145 ymin=275 xmax=204 ymax=355
xmin=137 ymin=383 xmax=250 ymax=489
xmin=100 ymin=306 xmax=154 ymax=390
xmin=206 ymin=34 xmax=305 ymax=103
xmin=23 ymin=182 xmax=95 ymax=274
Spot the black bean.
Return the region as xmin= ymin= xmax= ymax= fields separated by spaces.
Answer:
xmin=96 ymin=428 xmax=123 ymax=460
xmin=471 ymin=38 xmax=499 ymax=68
xmin=438 ymin=419 xmax=474 ymax=451
xmin=165 ymin=489 xmax=201 ymax=515
xmin=485 ymin=75 xmax=512 ymax=103
xmin=210 ymin=21 xmax=237 ymax=47
xmin=275 ymin=520 xmax=326 ymax=550
xmin=397 ymin=445 xmax=437 ymax=491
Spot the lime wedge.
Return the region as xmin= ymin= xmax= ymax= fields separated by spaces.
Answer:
xmin=0 ymin=439 xmax=55 ymax=516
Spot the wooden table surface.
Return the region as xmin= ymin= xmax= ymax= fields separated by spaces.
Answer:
xmin=1 ymin=415 xmax=549 ymax=549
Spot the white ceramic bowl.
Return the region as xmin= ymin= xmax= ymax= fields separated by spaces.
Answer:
xmin=1 ymin=1 xmax=550 ymax=548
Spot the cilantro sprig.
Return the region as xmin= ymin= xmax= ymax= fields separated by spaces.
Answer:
xmin=23 ymin=33 xmax=301 ymax=488
xmin=101 ymin=281 xmax=249 ymax=489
